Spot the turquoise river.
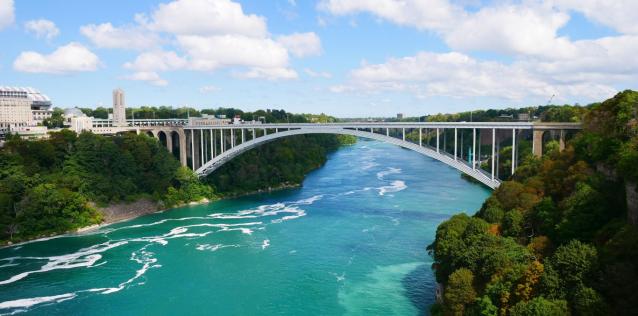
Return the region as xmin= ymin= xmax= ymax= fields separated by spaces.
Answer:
xmin=0 ymin=140 xmax=490 ymax=315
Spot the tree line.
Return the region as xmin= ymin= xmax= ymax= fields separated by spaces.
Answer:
xmin=428 ymin=90 xmax=638 ymax=315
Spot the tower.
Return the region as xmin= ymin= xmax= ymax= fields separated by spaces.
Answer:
xmin=112 ymin=88 xmax=126 ymax=126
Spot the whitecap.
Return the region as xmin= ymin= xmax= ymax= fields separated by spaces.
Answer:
xmin=376 ymin=167 xmax=402 ymax=180
xmin=378 ymin=180 xmax=407 ymax=196
xmin=0 ymin=240 xmax=127 ymax=285
xmin=261 ymin=239 xmax=270 ymax=250
xmin=0 ymin=293 xmax=77 ymax=310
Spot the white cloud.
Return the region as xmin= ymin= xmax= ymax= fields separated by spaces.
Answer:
xmin=80 ymin=23 xmax=159 ymax=50
xmin=333 ymin=51 xmax=619 ymax=102
xmin=277 ymin=32 xmax=322 ymax=57
xmin=13 ymin=43 xmax=100 ymax=74
xmin=25 ymin=19 xmax=59 ymax=40
xmin=319 ymin=0 xmax=575 ymax=58
xmin=553 ymin=0 xmax=638 ymax=35
xmin=318 ymin=0 xmax=464 ymax=32
xmin=199 ymin=85 xmax=220 ymax=93
xmin=123 ymin=71 xmax=168 ymax=86
xmin=0 ymin=0 xmax=14 ymax=31
xmin=443 ymin=4 xmax=576 ymax=59
xmin=233 ymin=67 xmax=298 ymax=80
xmin=124 ymin=50 xmax=187 ymax=72
xmin=304 ymin=68 xmax=332 ymax=78
xmin=177 ymin=34 xmax=296 ymax=79
xmin=148 ymin=0 xmax=267 ymax=37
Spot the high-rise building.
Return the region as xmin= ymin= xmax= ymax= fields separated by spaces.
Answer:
xmin=0 ymin=86 xmax=52 ymax=131
xmin=112 ymin=88 xmax=126 ymax=126
xmin=397 ymin=113 xmax=404 ymax=120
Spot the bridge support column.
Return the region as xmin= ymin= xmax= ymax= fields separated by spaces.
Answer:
xmin=192 ymin=130 xmax=201 ymax=170
xmin=221 ymin=129 xmax=225 ymax=153
xmin=512 ymin=129 xmax=516 ymax=176
xmin=436 ymin=128 xmax=440 ymax=153
xmin=419 ymin=128 xmax=422 ymax=146
xmin=166 ymin=132 xmax=173 ymax=153
xmin=532 ymin=130 xmax=544 ymax=157
xmin=472 ymin=128 xmax=476 ymax=170
xmin=200 ymin=129 xmax=204 ymax=167
xmin=559 ymin=130 xmax=565 ymax=152
xmin=402 ymin=128 xmax=405 ymax=141
xmin=210 ymin=129 xmax=214 ymax=159
xmin=252 ymin=128 xmax=256 ymax=140
xmin=491 ymin=128 xmax=496 ymax=180
xmin=386 ymin=128 xmax=389 ymax=137
xmin=179 ymin=130 xmax=187 ymax=167
xmin=231 ymin=129 xmax=235 ymax=148
xmin=454 ymin=128 xmax=457 ymax=160
xmin=242 ymin=128 xmax=245 ymax=143
xmin=190 ymin=129 xmax=195 ymax=170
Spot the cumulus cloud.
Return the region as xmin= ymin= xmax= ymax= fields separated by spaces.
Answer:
xmin=199 ymin=85 xmax=220 ymax=93
xmin=277 ymin=32 xmax=322 ymax=57
xmin=80 ymin=23 xmax=159 ymax=50
xmin=13 ymin=43 xmax=100 ymax=74
xmin=148 ymin=0 xmax=267 ymax=37
xmin=333 ymin=51 xmax=618 ymax=102
xmin=553 ymin=0 xmax=638 ymax=35
xmin=233 ymin=67 xmax=298 ymax=80
xmin=178 ymin=35 xmax=289 ymax=70
xmin=124 ymin=50 xmax=187 ymax=72
xmin=318 ymin=0 xmax=463 ymax=32
xmin=0 ymin=0 xmax=14 ymax=31
xmin=25 ymin=19 xmax=59 ymax=40
xmin=122 ymin=71 xmax=168 ymax=86
xmin=109 ymin=0 xmax=305 ymax=84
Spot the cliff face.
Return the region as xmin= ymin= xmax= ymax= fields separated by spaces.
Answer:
xmin=627 ymin=181 xmax=638 ymax=225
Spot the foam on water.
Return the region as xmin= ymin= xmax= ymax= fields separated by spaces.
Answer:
xmin=376 ymin=167 xmax=402 ymax=180
xmin=0 ymin=241 xmax=127 ymax=285
xmin=377 ymin=180 xmax=407 ymax=196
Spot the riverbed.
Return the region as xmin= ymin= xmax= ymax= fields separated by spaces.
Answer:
xmin=0 ymin=140 xmax=490 ymax=315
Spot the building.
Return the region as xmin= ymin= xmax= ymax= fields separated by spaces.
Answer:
xmin=397 ymin=113 xmax=404 ymax=119
xmin=0 ymin=86 xmax=52 ymax=131
xmin=189 ymin=114 xmax=231 ymax=126
xmin=112 ymin=88 xmax=126 ymax=126
xmin=63 ymin=107 xmax=93 ymax=133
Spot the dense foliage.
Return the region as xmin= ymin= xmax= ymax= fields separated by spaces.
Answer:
xmin=80 ymin=106 xmax=336 ymax=123
xmin=206 ymin=134 xmax=354 ymax=196
xmin=0 ymin=131 xmax=213 ymax=243
xmin=426 ymin=104 xmax=586 ymax=123
xmin=428 ymin=90 xmax=638 ymax=315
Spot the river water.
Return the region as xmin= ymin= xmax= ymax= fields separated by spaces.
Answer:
xmin=0 ymin=140 xmax=490 ymax=315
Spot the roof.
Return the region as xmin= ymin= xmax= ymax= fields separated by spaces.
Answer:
xmin=0 ymin=86 xmax=51 ymax=103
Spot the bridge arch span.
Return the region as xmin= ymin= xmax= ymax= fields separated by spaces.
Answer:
xmin=195 ymin=128 xmax=501 ymax=189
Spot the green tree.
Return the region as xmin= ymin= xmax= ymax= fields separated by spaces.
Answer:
xmin=444 ymin=268 xmax=477 ymax=316
xmin=509 ymin=297 xmax=569 ymax=316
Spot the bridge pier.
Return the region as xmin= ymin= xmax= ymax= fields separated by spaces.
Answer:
xmin=179 ymin=130 xmax=187 ymax=167
xmin=165 ymin=132 xmax=173 ymax=153
xmin=532 ymin=130 xmax=544 ymax=157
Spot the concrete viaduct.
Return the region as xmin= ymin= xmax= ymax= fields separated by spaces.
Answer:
xmin=90 ymin=119 xmax=581 ymax=189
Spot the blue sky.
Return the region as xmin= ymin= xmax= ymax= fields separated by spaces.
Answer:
xmin=0 ymin=0 xmax=636 ymax=117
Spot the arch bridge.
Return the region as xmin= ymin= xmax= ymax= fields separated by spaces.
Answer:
xmin=157 ymin=122 xmax=580 ymax=189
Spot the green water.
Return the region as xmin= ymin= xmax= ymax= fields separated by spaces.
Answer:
xmin=0 ymin=140 xmax=490 ymax=315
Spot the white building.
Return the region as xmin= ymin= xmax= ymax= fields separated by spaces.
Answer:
xmin=112 ymin=88 xmax=126 ymax=127
xmin=0 ymin=87 xmax=52 ymax=131
xmin=63 ymin=108 xmax=93 ymax=133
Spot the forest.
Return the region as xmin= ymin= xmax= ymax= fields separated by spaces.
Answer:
xmin=0 ymin=108 xmax=352 ymax=244
xmin=0 ymin=131 xmax=213 ymax=243
xmin=428 ymin=90 xmax=638 ymax=315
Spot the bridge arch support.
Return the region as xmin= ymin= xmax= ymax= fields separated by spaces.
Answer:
xmin=195 ymin=128 xmax=502 ymax=189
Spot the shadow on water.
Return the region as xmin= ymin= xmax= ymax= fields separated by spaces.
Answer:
xmin=402 ymin=263 xmax=436 ymax=316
